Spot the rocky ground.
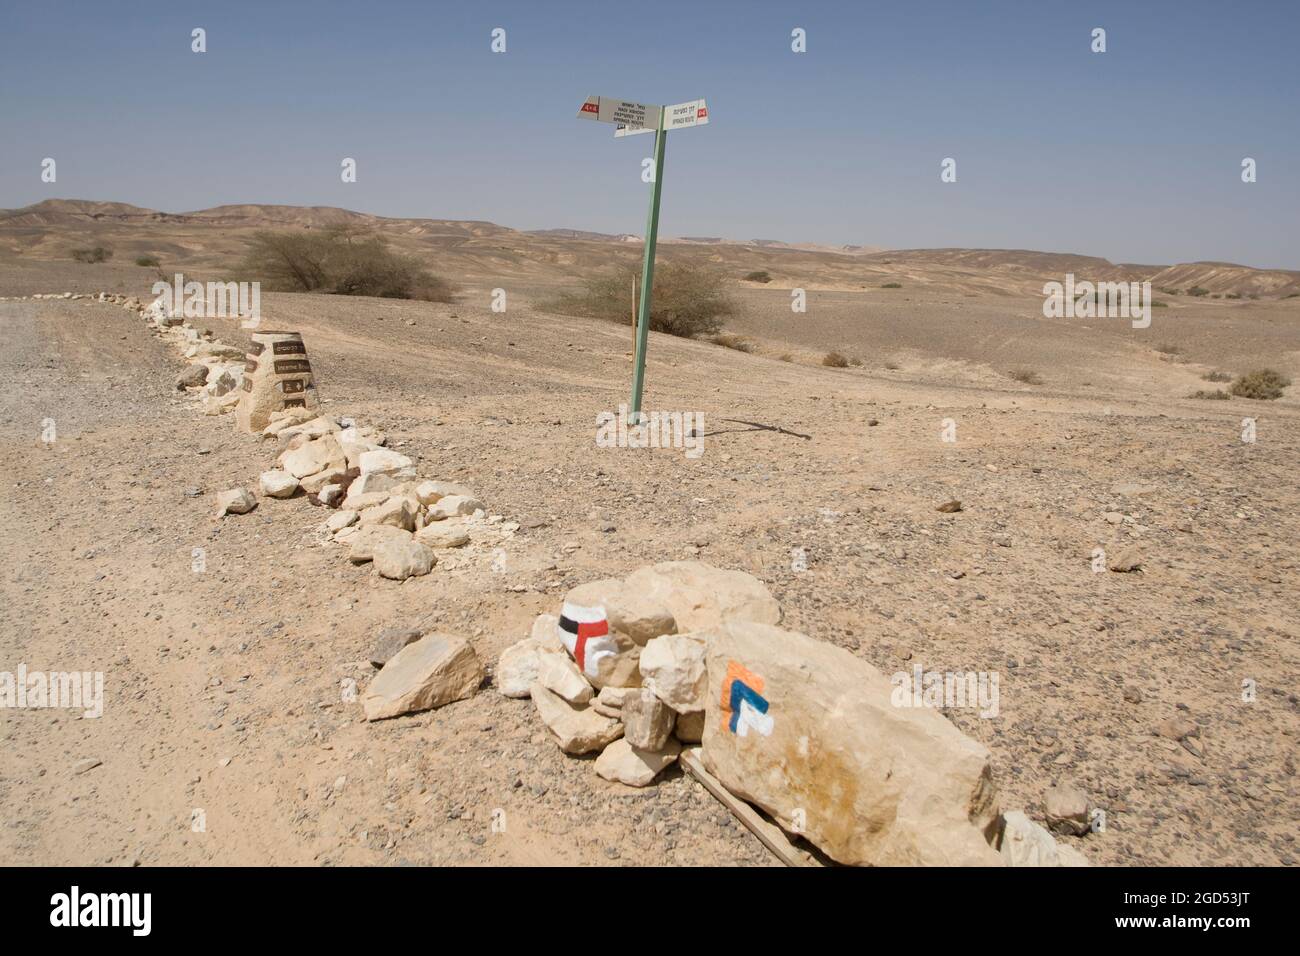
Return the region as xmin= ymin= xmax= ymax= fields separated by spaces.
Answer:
xmin=1 ymin=263 xmax=1297 ymax=866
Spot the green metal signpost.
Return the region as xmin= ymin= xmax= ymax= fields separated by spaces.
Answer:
xmin=577 ymin=95 xmax=709 ymax=424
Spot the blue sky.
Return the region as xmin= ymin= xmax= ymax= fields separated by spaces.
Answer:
xmin=2 ymin=0 xmax=1297 ymax=267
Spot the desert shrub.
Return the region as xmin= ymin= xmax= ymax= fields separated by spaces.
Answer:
xmin=744 ymin=270 xmax=771 ymax=283
xmin=1159 ymin=287 xmax=1180 ymax=296
xmin=881 ymin=282 xmax=902 ymax=289
xmin=1230 ymin=369 xmax=1291 ymax=400
xmin=236 ymin=228 xmax=452 ymax=302
xmin=822 ymin=351 xmax=850 ymax=368
xmin=710 ymin=332 xmax=754 ymax=353
xmin=1187 ymin=286 xmax=1209 ymax=297
xmin=778 ymin=353 xmax=793 ymax=362
xmin=1151 ymin=300 xmax=1168 ymax=308
xmin=71 ymin=246 xmax=112 ymax=263
xmin=1202 ymin=370 xmax=1232 ymax=382
xmin=848 ymin=355 xmax=864 ymax=366
xmin=1226 ymin=293 xmax=1242 ymax=300
xmin=1154 ymin=343 xmax=1184 ymax=355
xmin=1190 ymin=389 xmax=1231 ymax=400
xmin=548 ymin=261 xmax=734 ymax=338
xmin=134 ymin=255 xmax=161 ymax=267
xmin=1008 ymin=368 xmax=1042 ymax=385
xmin=884 ymin=360 xmax=901 ymax=370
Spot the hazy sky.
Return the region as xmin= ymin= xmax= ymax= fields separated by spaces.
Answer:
xmin=2 ymin=0 xmax=1297 ymax=267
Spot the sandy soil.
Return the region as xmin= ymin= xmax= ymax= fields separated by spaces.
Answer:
xmin=1 ymin=245 xmax=1298 ymax=867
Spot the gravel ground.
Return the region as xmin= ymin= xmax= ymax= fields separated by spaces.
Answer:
xmin=2 ymin=268 xmax=1297 ymax=866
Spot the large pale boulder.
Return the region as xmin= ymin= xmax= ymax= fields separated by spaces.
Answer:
xmin=275 ymin=415 xmax=339 ymax=444
xmin=176 ymin=364 xmax=208 ymax=389
xmin=622 ymin=687 xmax=675 ymax=750
xmin=362 ymin=634 xmax=483 ymax=720
xmin=259 ymin=470 xmax=298 ymax=499
xmin=428 ymin=494 xmax=485 ymax=520
xmin=700 ymin=620 xmax=1002 ymax=867
xmin=595 ymin=737 xmax=681 ymax=788
xmin=1043 ymin=783 xmax=1091 ymax=836
xmin=347 ymin=525 xmax=414 ymax=564
xmin=674 ymin=710 xmax=704 ymax=744
xmin=496 ymin=638 xmax=546 ymax=698
xmin=301 ymin=467 xmax=348 ymax=495
xmin=530 ymin=683 xmax=623 ymax=755
xmin=215 ymin=487 xmax=257 ymax=517
xmin=414 ymin=480 xmax=475 ymax=506
xmin=345 ymin=490 xmax=392 ymax=513
xmin=536 ymin=650 xmax=595 ymax=704
xmin=279 ymin=434 xmax=346 ymax=479
xmin=415 ymin=523 xmax=470 ymax=549
xmin=326 ymin=509 xmax=358 ymax=532
xmin=622 ymin=561 xmax=781 ymax=631
xmin=262 ymin=407 xmax=317 ymax=437
xmin=372 ymin=536 xmax=435 ymax=580
xmin=639 ymin=634 xmax=707 ymax=713
xmin=359 ymin=448 xmax=416 ymax=479
xmin=359 ymin=495 xmax=417 ymax=531
xmin=530 ymin=613 xmax=564 ymax=650
xmin=206 ymin=365 xmax=245 ymax=397
xmin=1000 ymin=811 xmax=1090 ymax=867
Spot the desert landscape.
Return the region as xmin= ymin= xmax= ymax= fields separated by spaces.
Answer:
xmin=1 ymin=198 xmax=1297 ymax=867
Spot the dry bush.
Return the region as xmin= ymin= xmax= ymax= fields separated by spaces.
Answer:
xmin=1154 ymin=343 xmax=1184 ymax=355
xmin=71 ymin=246 xmax=112 ymax=263
xmin=710 ymin=332 xmax=754 ymax=353
xmin=822 ymin=351 xmax=850 ymax=368
xmin=880 ymin=282 xmax=902 ymax=289
xmin=236 ymin=227 xmax=452 ymax=302
xmin=548 ymin=261 xmax=734 ymax=338
xmin=1202 ymin=370 xmax=1232 ymax=382
xmin=1190 ymin=389 xmax=1231 ymax=400
xmin=1230 ymin=369 xmax=1291 ymax=400
xmin=744 ymin=270 xmax=771 ymax=283
xmin=134 ymin=255 xmax=160 ymax=267
xmin=1008 ymin=368 xmax=1042 ymax=385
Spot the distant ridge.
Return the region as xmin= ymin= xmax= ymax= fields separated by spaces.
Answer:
xmin=2 ymin=199 xmax=1298 ymax=295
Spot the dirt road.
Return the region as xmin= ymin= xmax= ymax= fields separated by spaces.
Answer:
xmin=2 ymin=278 xmax=1297 ymax=866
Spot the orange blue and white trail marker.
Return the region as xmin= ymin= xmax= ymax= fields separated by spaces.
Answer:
xmin=721 ymin=660 xmax=773 ymax=737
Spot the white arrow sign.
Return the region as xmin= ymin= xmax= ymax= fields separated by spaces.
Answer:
xmin=664 ymin=98 xmax=709 ymax=130
xmin=614 ymin=98 xmax=708 ymax=137
xmin=577 ymin=95 xmax=661 ymax=130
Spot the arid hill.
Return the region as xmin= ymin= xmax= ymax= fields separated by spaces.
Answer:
xmin=3 ymin=199 xmax=1298 ymax=299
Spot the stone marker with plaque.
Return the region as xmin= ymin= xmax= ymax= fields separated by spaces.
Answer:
xmin=235 ymin=330 xmax=320 ymax=433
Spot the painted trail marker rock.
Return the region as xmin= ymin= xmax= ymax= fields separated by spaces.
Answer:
xmin=236 ymin=330 xmax=320 ymax=433
xmin=700 ymin=619 xmax=1003 ymax=867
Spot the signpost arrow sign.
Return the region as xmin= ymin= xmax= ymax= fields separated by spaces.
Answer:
xmin=577 ymin=94 xmax=710 ymax=423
